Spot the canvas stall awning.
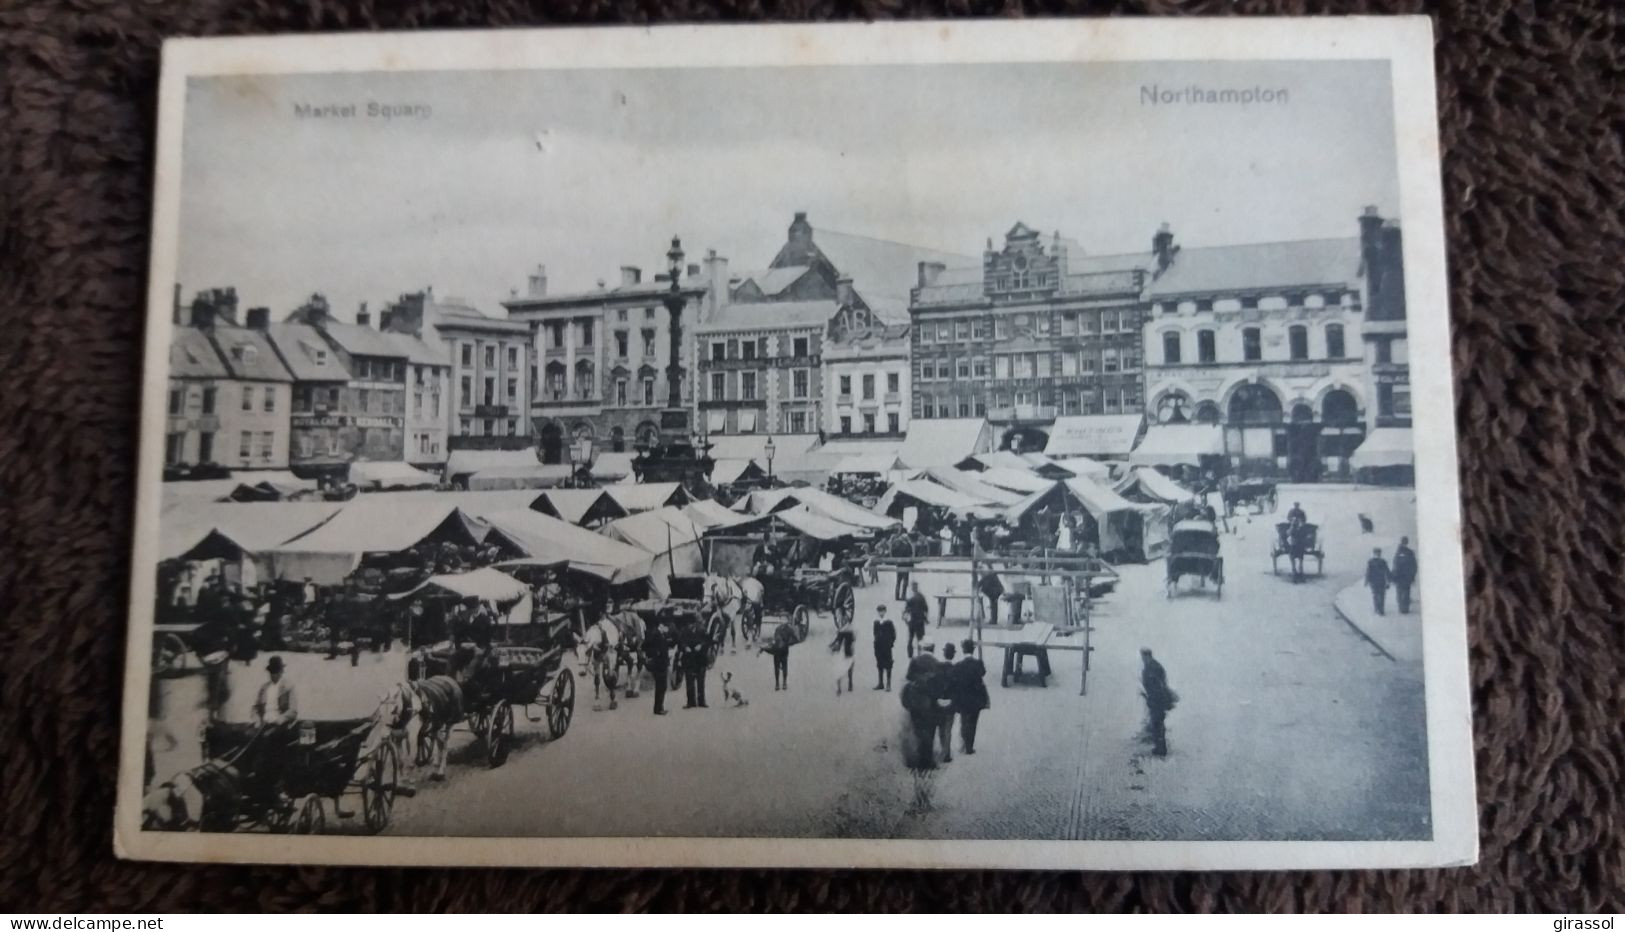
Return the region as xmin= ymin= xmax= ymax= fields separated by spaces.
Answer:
xmin=263 ymin=500 xmax=491 ymax=584
xmin=731 ymin=487 xmax=900 ymax=530
xmin=601 ymin=507 xmax=705 ymax=593
xmin=533 ymin=489 xmax=627 ymax=526
xmin=1129 ymin=424 xmax=1225 ymax=468
xmin=485 ymin=509 xmax=653 ymax=585
xmin=395 ymin=567 xmax=535 ymax=606
xmin=1045 ymin=415 xmax=1145 ymax=459
xmin=719 ymin=504 xmax=867 ymax=542
xmin=924 ymin=468 xmax=1026 ymax=507
xmin=1349 ymin=428 xmax=1414 ymax=469
xmin=162 ymin=502 xmax=343 ymax=562
xmin=874 ymin=479 xmax=1001 ymax=521
xmin=590 ymin=452 xmax=635 ymax=482
xmin=1064 ymin=476 xmax=1153 ymax=559
xmin=681 ymin=499 xmax=752 ymax=530
xmin=709 ymin=458 xmax=764 ymax=486
xmin=349 ymin=461 xmax=441 ymax=491
xmin=465 ymin=464 xmax=575 ymax=490
xmin=606 ymin=483 xmax=689 ymax=514
xmin=362 ymin=490 xmax=545 ymax=516
xmin=974 ymin=468 xmax=1056 ymax=495
xmin=833 ymin=453 xmax=901 ymax=475
xmin=226 ymin=470 xmax=319 ymax=502
xmin=444 ymin=449 xmax=538 ymax=481
xmin=1114 ymin=467 xmax=1197 ymax=504
xmin=897 ymin=418 xmax=993 ymax=469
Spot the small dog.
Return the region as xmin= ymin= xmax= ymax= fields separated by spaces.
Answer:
xmin=720 ymin=671 xmax=749 ymax=708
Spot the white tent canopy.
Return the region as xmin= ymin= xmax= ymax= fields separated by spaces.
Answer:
xmin=349 ymin=460 xmax=441 ymax=490
xmin=161 ymin=477 xmax=243 ymax=510
xmin=533 ymin=489 xmax=627 ymax=525
xmin=263 ymin=500 xmax=490 ymax=583
xmin=974 ymin=467 xmax=1056 ymax=495
xmin=874 ymin=478 xmax=1001 ymax=520
xmin=723 ymin=504 xmax=868 ymax=541
xmin=590 ymin=452 xmax=635 ymax=482
xmin=833 ymin=453 xmax=902 ymax=475
xmin=709 ymin=458 xmax=763 ymax=486
xmin=681 ymin=499 xmax=752 ymax=530
xmin=396 ymin=567 xmax=533 ymax=605
xmin=1130 ymin=424 xmax=1225 ymax=468
xmin=730 ymin=486 xmax=900 ymax=530
xmin=1115 ymin=467 xmax=1197 ymax=504
xmin=605 ymin=483 xmax=689 ymax=514
xmin=601 ymin=507 xmax=705 ymax=591
xmin=466 ymin=464 xmax=574 ymax=490
xmin=161 ymin=502 xmax=342 ymax=561
xmin=485 ymin=509 xmax=653 ymax=585
xmin=1046 ymin=414 xmax=1145 ymax=459
xmin=1350 ymin=428 xmax=1414 ymax=469
xmin=898 ymin=418 xmax=993 ymax=468
xmin=444 ymin=448 xmax=538 ymax=480
xmin=923 ymin=467 xmax=1025 ymax=507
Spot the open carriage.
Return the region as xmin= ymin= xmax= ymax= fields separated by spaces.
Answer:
xmin=408 ymin=642 xmax=576 ymax=768
xmin=1165 ymin=519 xmax=1225 ymax=599
xmin=1271 ymin=522 xmax=1326 ymax=577
xmin=1222 ymin=477 xmax=1279 ymax=516
xmin=193 ymin=718 xmax=402 ymax=834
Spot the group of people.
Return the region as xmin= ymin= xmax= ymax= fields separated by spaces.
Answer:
xmin=898 ymin=639 xmax=991 ymax=769
xmin=1364 ymin=536 xmax=1419 ymax=615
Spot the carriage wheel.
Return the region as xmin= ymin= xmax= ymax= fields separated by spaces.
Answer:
xmin=707 ymin=612 xmax=728 ymax=667
xmin=546 ymin=669 xmax=576 ymax=740
xmin=296 ymin=793 xmax=326 ymax=834
xmin=831 ymin=583 xmax=855 ymax=630
xmin=153 ymin=633 xmax=189 ymax=675
xmin=361 ymin=741 xmax=398 ymax=833
xmin=467 ymin=708 xmax=489 ymax=741
xmin=414 ymin=728 xmax=434 ymax=767
xmin=791 ymin=605 xmax=811 ymax=642
xmin=485 ymin=703 xmax=514 ymax=768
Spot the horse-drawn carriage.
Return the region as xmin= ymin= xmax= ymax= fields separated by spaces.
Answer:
xmin=755 ymin=566 xmax=857 ymax=641
xmin=1165 ymin=519 xmax=1225 ymax=599
xmin=161 ymin=718 xmax=404 ymax=834
xmin=1271 ymin=522 xmax=1326 ymax=577
xmin=408 ymin=642 xmax=576 ymax=768
xmin=629 ymin=593 xmax=733 ymax=681
xmin=1222 ymin=477 xmax=1279 ymax=516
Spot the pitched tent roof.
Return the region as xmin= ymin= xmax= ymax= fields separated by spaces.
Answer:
xmin=602 ymin=507 xmax=705 ymax=554
xmin=1130 ymin=424 xmax=1225 ymax=468
xmin=1115 ymin=467 xmax=1197 ymax=504
xmin=963 ymin=450 xmax=1038 ymax=473
xmin=1018 ymin=452 xmax=1077 ymax=476
xmin=874 ymin=479 xmax=1001 ymax=520
xmin=706 ymin=434 xmax=824 ymax=479
xmin=349 ymin=461 xmax=441 ymax=490
xmin=722 ymin=504 xmax=867 ymax=541
xmin=974 ymin=467 xmax=1057 ymax=495
xmin=1064 ymin=476 xmax=1141 ymax=517
xmin=590 ymin=452 xmax=635 ymax=482
xmin=226 ymin=471 xmax=320 ymax=502
xmin=161 ymin=502 xmax=343 ymax=561
xmin=363 ymin=489 xmax=546 ymax=516
xmin=605 ymin=483 xmax=689 ymax=514
xmin=898 ymin=418 xmax=993 ymax=468
xmin=485 ymin=509 xmax=653 ymax=584
xmin=1350 ymin=428 xmax=1414 ymax=469
xmin=924 ymin=468 xmax=1026 ymax=507
xmin=396 ymin=567 xmax=534 ymax=606
xmin=533 ymin=489 xmax=627 ymax=526
xmin=709 ymin=458 xmax=765 ymax=486
xmin=1145 ymin=237 xmax=1363 ymax=298
xmin=734 ymin=486 xmax=900 ymax=530
xmin=466 ymin=464 xmax=575 ymax=490
xmin=263 ymin=500 xmax=491 ymax=584
xmin=681 ymin=499 xmax=753 ymax=530
xmin=1046 ymin=415 xmax=1146 ymax=458
xmin=446 ymin=448 xmax=539 ymax=480
xmin=833 ymin=453 xmax=901 ymax=475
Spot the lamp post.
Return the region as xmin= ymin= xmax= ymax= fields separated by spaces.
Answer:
xmin=764 ymin=435 xmax=776 ymax=487
xmin=661 ymin=236 xmax=688 ymax=439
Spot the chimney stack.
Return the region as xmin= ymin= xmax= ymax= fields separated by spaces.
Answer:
xmin=620 ymin=266 xmax=642 ymax=287
xmin=245 ymin=307 xmax=271 ymax=330
xmin=786 ymin=211 xmax=814 ymax=259
xmin=527 ymin=264 xmax=548 ymax=297
xmin=687 ymin=263 xmax=700 ymax=279
xmin=1359 ymin=205 xmax=1385 ymax=296
xmin=702 ymin=249 xmax=730 ymax=323
xmin=356 ymin=301 xmax=371 ymax=328
xmin=1152 ymin=222 xmax=1177 ymax=274
xmin=380 ymin=308 xmax=394 ymax=330
xmin=918 ymin=261 xmax=947 ymax=288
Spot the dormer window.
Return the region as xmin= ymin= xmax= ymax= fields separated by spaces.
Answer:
xmin=315 ymin=349 xmax=328 ymax=365
xmin=232 ymin=344 xmax=257 ymax=364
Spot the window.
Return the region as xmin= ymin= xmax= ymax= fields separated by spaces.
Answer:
xmin=645 ymin=307 xmax=657 ymax=320
xmin=1240 ymin=296 xmax=1258 ymax=310
xmin=432 ymin=391 xmax=441 ymax=417
xmin=995 ymin=317 xmax=1008 ymax=340
xmin=1289 ymin=325 xmax=1309 ymax=360
xmin=506 ymin=377 xmax=518 ymax=402
xmin=460 ymin=375 xmax=473 ymax=405
xmin=195 ymin=431 xmax=212 ymax=463
xmin=263 ymin=389 xmax=275 ymax=413
xmin=195 ymin=387 xmax=213 ymax=415
xmin=887 ymin=372 xmax=900 ymax=394
xmin=1102 ymin=311 xmax=1118 ymax=333
xmin=548 ymin=323 xmax=566 ymax=348
xmin=166 ymin=432 xmax=184 ymax=463
xmin=937 ymin=322 xmax=951 ymax=341
xmin=508 ymin=346 xmax=520 ymax=369
xmin=1062 ymin=354 xmax=1079 ymax=376
xmin=973 ymin=358 xmax=989 ymax=379
xmin=974 ymin=399 xmax=986 ymax=417
xmin=1243 ymin=327 xmax=1263 ymax=361
xmin=839 ymin=375 xmax=852 ymax=397
xmin=711 ymin=372 xmax=726 ymax=400
xmin=238 ymin=431 xmax=252 ymax=459
xmin=793 ymin=337 xmax=809 ymax=357
xmin=955 ymin=320 xmax=970 ymax=341
xmin=1376 ymin=339 xmax=1392 ymax=364
xmin=741 ymin=340 xmax=756 ymax=361
xmin=711 ymin=341 xmax=726 ymax=362
xmin=1103 ymin=349 xmax=1120 ymax=373
xmin=995 ymin=356 xmax=1011 ymax=380
xmin=240 ymin=386 xmax=253 ymax=411
xmin=1326 ymin=324 xmax=1346 ymax=358
xmin=840 ymin=416 xmax=852 ymax=434
xmin=937 ymin=400 xmax=952 ymax=418
xmin=483 ymin=419 xmax=495 ymax=435
xmin=918 ymin=325 xmax=933 ymax=345
xmin=862 ymin=374 xmax=875 ymax=400
xmin=1122 ymin=351 xmax=1141 ymax=372
xmin=578 ymin=320 xmax=594 ymax=347
xmin=887 ymin=413 xmax=900 ymax=434
xmin=1080 ymin=353 xmax=1096 ymax=373
xmin=957 ymin=399 xmax=971 ymax=418
xmin=1061 ymin=312 xmax=1077 ymax=336
xmin=642 ymin=379 xmax=655 ymax=405
xmin=616 ymin=379 xmax=628 ymax=406
xmin=572 ymin=361 xmax=593 ymax=399
xmin=1104 ymin=392 xmax=1121 ymax=413
xmin=1036 ymin=354 xmax=1051 ymax=378
xmin=741 ymin=371 xmax=758 ymax=401
xmin=357 ymin=388 xmax=370 ymax=412
xmin=1012 ymin=355 xmax=1034 ymax=379
xmin=1198 ymin=329 xmax=1217 ymax=363
xmin=483 ymin=377 xmax=496 ymax=405
xmin=917 ymin=396 xmax=931 ymax=419
xmin=547 ymin=368 xmax=566 ymax=400
xmin=789 ymin=411 xmax=807 ymax=433
xmin=168 ymin=389 xmax=182 ymax=415
xmin=793 ymin=369 xmax=809 ymax=399
xmin=484 ymin=345 xmax=496 ymax=369
xmin=459 ymin=417 xmax=471 ymax=434
xmin=1163 ymin=332 xmax=1182 ymax=364
xmin=260 ymin=431 xmax=274 ymax=461
xmin=863 ymin=412 xmax=877 ymax=433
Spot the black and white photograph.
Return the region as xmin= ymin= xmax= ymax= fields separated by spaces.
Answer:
xmin=118 ymin=19 xmax=1474 ymax=869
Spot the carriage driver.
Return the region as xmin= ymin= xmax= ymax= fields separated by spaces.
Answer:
xmin=1286 ymin=501 xmax=1307 ymax=525
xmin=253 ymin=655 xmax=299 ymax=727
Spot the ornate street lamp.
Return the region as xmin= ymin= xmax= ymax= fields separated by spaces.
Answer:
xmin=764 ymin=435 xmax=777 ymax=486
xmin=661 ymin=236 xmax=688 ymax=434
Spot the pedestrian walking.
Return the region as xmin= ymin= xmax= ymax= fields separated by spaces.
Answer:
xmin=872 ymin=605 xmax=897 ymax=691
xmin=678 ymin=622 xmax=710 ymax=708
xmin=1392 ymin=536 xmax=1418 ymax=614
xmin=759 ymin=620 xmax=797 ymax=691
xmin=904 ymin=582 xmax=930 ymax=658
xmin=644 ymin=620 xmax=671 ymax=715
xmin=936 ymin=643 xmax=959 ymax=762
xmin=828 ymin=627 xmax=856 ymax=696
xmin=949 ymin=638 xmax=990 ymax=754
xmin=1139 ymin=648 xmax=1178 ymax=757
xmin=892 ymin=531 xmax=915 ymax=600
xmin=1365 ymin=547 xmax=1392 ymax=616
xmin=978 ymin=567 xmax=1006 ymax=625
xmin=900 ymin=647 xmax=950 ymax=771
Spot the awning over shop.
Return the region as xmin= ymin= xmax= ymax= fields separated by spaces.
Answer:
xmin=532 ymin=489 xmax=627 ymax=526
xmin=732 ymin=486 xmax=900 ymax=530
xmin=897 ymin=418 xmax=993 ymax=468
xmin=1045 ymin=415 xmax=1145 ymax=459
xmin=444 ymin=449 xmax=539 ymax=481
xmin=485 ymin=508 xmax=654 ymax=585
xmin=1350 ymin=428 xmax=1414 ymax=469
xmin=465 ymin=464 xmax=575 ymax=490
xmin=737 ymin=409 xmax=758 ymax=433
xmin=349 ymin=461 xmax=441 ymax=491
xmin=1114 ymin=467 xmax=1198 ymax=504
xmin=395 ymin=567 xmax=535 ymax=606
xmin=605 ymin=483 xmax=689 ymax=514
xmin=1129 ymin=424 xmax=1225 ymax=468
xmin=706 ymin=410 xmax=727 ymax=432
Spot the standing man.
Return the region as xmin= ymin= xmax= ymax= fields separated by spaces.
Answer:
xmin=679 ymin=621 xmax=710 ymax=709
xmin=1391 ymin=536 xmax=1419 ymax=614
xmin=872 ymin=605 xmax=897 ymax=691
xmin=1365 ymin=548 xmax=1392 ymax=616
xmin=978 ymin=567 xmax=1006 ymax=625
xmin=1139 ymin=648 xmax=1177 ymax=757
xmin=900 ymin=647 xmax=949 ymax=771
xmin=937 ymin=643 xmax=959 ymax=762
xmin=904 ymin=581 xmax=930 ymax=658
xmin=950 ymin=638 xmax=990 ymax=755
xmin=1286 ymin=501 xmax=1307 ymax=525
xmin=644 ymin=620 xmax=671 ymax=715
xmin=892 ymin=530 xmax=915 ymax=601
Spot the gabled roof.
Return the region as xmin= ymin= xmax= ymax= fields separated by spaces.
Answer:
xmin=432 ymin=297 xmax=531 ymax=334
xmin=1145 ymin=237 xmax=1362 ymax=298
xmin=813 ymin=229 xmax=976 ymax=308
xmin=605 ymin=483 xmax=690 ymax=514
xmin=697 ymin=300 xmax=838 ymax=333
xmin=486 ymin=509 xmax=653 ymax=583
xmin=384 ymin=331 xmax=449 ymax=366
xmin=212 ymin=327 xmax=294 ymax=382
xmin=169 ymin=326 xmax=230 ymax=379
xmin=733 ymin=266 xmax=813 ymax=298
xmin=264 ymin=324 xmax=352 ymax=382
xmin=321 ymin=321 xmax=413 ymax=359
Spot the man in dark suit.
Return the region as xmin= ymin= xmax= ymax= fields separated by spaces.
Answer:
xmin=1365 ymin=548 xmax=1392 ymax=616
xmin=872 ymin=605 xmax=897 ymax=691
xmin=643 ymin=621 xmax=671 ymax=715
xmin=1391 ymin=537 xmax=1419 ymax=613
xmin=1139 ymin=648 xmax=1177 ymax=757
xmin=678 ymin=622 xmax=710 ymax=709
xmin=892 ymin=531 xmax=915 ymax=600
xmin=949 ymin=638 xmax=991 ymax=754
xmin=904 ymin=582 xmax=930 ymax=658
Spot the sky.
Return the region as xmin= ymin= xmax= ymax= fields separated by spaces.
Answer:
xmin=177 ymin=60 xmax=1399 ymax=320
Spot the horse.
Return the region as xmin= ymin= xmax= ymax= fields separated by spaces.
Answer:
xmin=605 ymin=609 xmax=646 ymax=699
xmin=582 ymin=617 xmax=622 ymax=710
xmin=375 ymin=675 xmax=465 ymax=783
xmin=705 ymin=575 xmax=764 ymax=646
xmin=140 ymin=759 xmax=242 ymax=832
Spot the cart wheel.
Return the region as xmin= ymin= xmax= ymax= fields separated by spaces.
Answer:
xmin=362 ymin=741 xmax=397 ymax=833
xmin=546 ymin=668 xmax=576 ymax=740
xmin=293 ymin=793 xmax=326 ymax=835
xmin=832 ymin=583 xmax=855 ymax=630
xmin=485 ymin=703 xmax=513 ymax=768
xmin=415 ymin=729 xmax=434 ymax=767
xmin=791 ymin=605 xmax=811 ymax=642
xmin=468 ymin=709 xmax=489 ymax=741
xmin=707 ymin=612 xmax=728 ymax=666
xmin=153 ymin=633 xmax=189 ymax=675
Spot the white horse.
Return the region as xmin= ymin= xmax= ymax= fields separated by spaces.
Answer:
xmin=705 ymin=575 xmax=764 ymax=645
xmin=376 ymin=675 xmax=464 ymax=783
xmin=582 ymin=617 xmax=622 ymax=709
